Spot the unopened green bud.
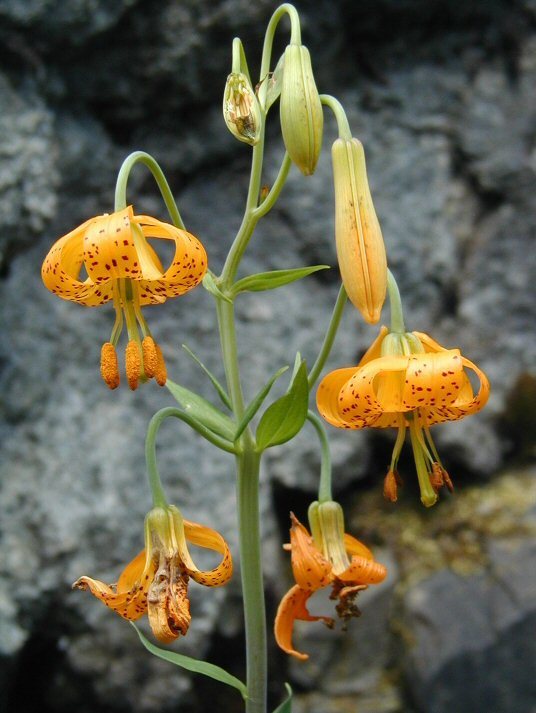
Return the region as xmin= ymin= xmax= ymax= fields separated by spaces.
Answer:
xmin=280 ymin=44 xmax=323 ymax=175
xmin=223 ymin=72 xmax=262 ymax=146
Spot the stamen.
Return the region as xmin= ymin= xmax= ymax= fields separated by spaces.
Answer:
xmin=125 ymin=340 xmax=142 ymax=390
xmin=154 ymin=344 xmax=167 ymax=387
xmin=100 ymin=342 xmax=120 ymax=389
xmin=142 ymin=336 xmax=158 ymax=378
xmin=383 ymin=468 xmax=401 ymax=502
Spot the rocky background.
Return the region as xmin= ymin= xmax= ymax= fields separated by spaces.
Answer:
xmin=0 ymin=0 xmax=535 ymax=712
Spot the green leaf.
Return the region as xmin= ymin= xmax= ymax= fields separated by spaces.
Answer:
xmin=256 ymin=361 xmax=309 ymax=450
xmin=181 ymin=344 xmax=232 ymax=410
xmin=166 ymin=379 xmax=236 ymax=441
xmin=132 ymin=624 xmax=248 ymax=700
xmin=232 ymin=265 xmax=329 ymax=296
xmin=234 ymin=366 xmax=289 ymax=441
xmin=272 ymin=683 xmax=293 ymax=712
xmin=202 ymin=270 xmax=232 ymax=304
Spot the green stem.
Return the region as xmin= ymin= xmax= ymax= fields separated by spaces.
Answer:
xmin=219 ymin=124 xmax=266 ymax=287
xmin=387 ymin=269 xmax=406 ymax=334
xmin=216 ymin=299 xmax=267 ymax=713
xmin=236 ymin=449 xmax=265 ymax=713
xmin=145 ymin=409 xmax=237 ymax=510
xmin=307 ymin=411 xmax=332 ymax=502
xmin=252 ymin=152 xmax=292 ymax=219
xmin=308 ymin=284 xmax=347 ymax=388
xmin=145 ymin=409 xmax=172 ymax=509
xmin=320 ymin=94 xmax=352 ymax=140
xmin=114 ymin=151 xmax=186 ymax=229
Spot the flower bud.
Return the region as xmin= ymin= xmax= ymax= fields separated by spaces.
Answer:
xmin=223 ymin=72 xmax=262 ymax=146
xmin=280 ymin=44 xmax=323 ymax=175
xmin=332 ymin=138 xmax=387 ymax=323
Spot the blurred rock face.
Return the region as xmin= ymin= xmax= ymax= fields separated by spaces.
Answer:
xmin=0 ymin=1 xmax=534 ymax=712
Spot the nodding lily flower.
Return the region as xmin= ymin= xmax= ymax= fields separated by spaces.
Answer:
xmin=317 ymin=327 xmax=490 ymax=507
xmin=275 ymin=503 xmax=387 ymax=661
xmin=41 ymin=206 xmax=207 ymax=390
xmin=73 ymin=505 xmax=232 ymax=644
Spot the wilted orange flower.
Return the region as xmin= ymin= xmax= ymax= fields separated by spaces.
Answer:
xmin=73 ymin=505 xmax=232 ymax=643
xmin=42 ymin=206 xmax=207 ymax=389
xmin=275 ymin=504 xmax=386 ymax=661
xmin=317 ymin=328 xmax=490 ymax=506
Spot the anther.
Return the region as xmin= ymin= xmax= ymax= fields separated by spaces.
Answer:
xmin=154 ymin=344 xmax=167 ymax=387
xmin=431 ymin=462 xmax=454 ymax=493
xmin=142 ymin=336 xmax=158 ymax=378
xmin=383 ymin=468 xmax=402 ymax=502
xmin=100 ymin=342 xmax=120 ymax=389
xmin=125 ymin=340 xmax=142 ymax=390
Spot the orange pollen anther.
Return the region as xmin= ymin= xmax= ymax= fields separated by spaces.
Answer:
xmin=142 ymin=336 xmax=158 ymax=378
xmin=383 ymin=468 xmax=402 ymax=502
xmin=154 ymin=344 xmax=167 ymax=387
xmin=125 ymin=340 xmax=142 ymax=390
xmin=100 ymin=342 xmax=120 ymax=390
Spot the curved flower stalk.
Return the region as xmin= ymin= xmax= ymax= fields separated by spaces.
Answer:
xmin=73 ymin=504 xmax=232 ymax=644
xmin=275 ymin=503 xmax=386 ymax=660
xmin=42 ymin=206 xmax=207 ymax=389
xmin=317 ymin=328 xmax=490 ymax=506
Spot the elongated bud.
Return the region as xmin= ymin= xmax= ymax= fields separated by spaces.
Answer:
xmin=332 ymin=138 xmax=387 ymax=323
xmin=223 ymin=72 xmax=262 ymax=146
xmin=280 ymin=44 xmax=323 ymax=175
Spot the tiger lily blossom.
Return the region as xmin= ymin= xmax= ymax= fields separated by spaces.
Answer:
xmin=41 ymin=206 xmax=207 ymax=389
xmin=275 ymin=503 xmax=387 ymax=661
xmin=73 ymin=505 xmax=232 ymax=644
xmin=317 ymin=327 xmax=490 ymax=506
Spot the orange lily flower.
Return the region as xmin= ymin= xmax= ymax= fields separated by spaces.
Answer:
xmin=42 ymin=206 xmax=207 ymax=389
xmin=275 ymin=503 xmax=387 ymax=661
xmin=73 ymin=505 xmax=232 ymax=643
xmin=317 ymin=327 xmax=490 ymax=506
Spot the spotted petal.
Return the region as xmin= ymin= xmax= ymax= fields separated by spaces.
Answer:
xmin=274 ymin=585 xmax=333 ymax=661
xmin=178 ymin=519 xmax=233 ymax=587
xmin=73 ymin=549 xmax=155 ymax=621
xmin=337 ymin=555 xmax=387 ymax=584
xmin=289 ymin=513 xmax=333 ymax=591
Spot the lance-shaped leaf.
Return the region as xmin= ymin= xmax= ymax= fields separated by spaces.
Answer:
xmin=133 ymin=625 xmax=247 ymax=700
xmin=234 ymin=366 xmax=289 ymax=441
xmin=272 ymin=683 xmax=293 ymax=712
xmin=166 ymin=380 xmax=236 ymax=441
xmin=232 ymin=265 xmax=329 ymax=296
xmin=182 ymin=344 xmax=232 ymax=410
xmin=202 ymin=270 xmax=232 ymax=304
xmin=256 ymin=360 xmax=309 ymax=450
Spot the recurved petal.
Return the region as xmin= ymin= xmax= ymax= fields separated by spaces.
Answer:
xmin=73 ymin=571 xmax=151 ymax=621
xmin=316 ymin=367 xmax=359 ymax=427
xmin=338 ymin=355 xmax=408 ymax=421
xmin=42 ymin=218 xmax=115 ymax=305
xmin=401 ymin=350 xmax=466 ymax=410
xmin=179 ymin=519 xmax=233 ymax=587
xmin=358 ymin=325 xmax=389 ymax=366
xmin=116 ymin=549 xmax=150 ymax=593
xmin=289 ymin=513 xmax=333 ymax=591
xmin=274 ymin=585 xmax=334 ymax=661
xmin=337 ymin=555 xmax=387 ymax=585
xmin=424 ymin=355 xmax=490 ymax=425
xmin=136 ymin=215 xmax=207 ymax=299
xmin=412 ymin=331 xmax=449 ymax=354
xmin=343 ymin=533 xmax=374 ymax=560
